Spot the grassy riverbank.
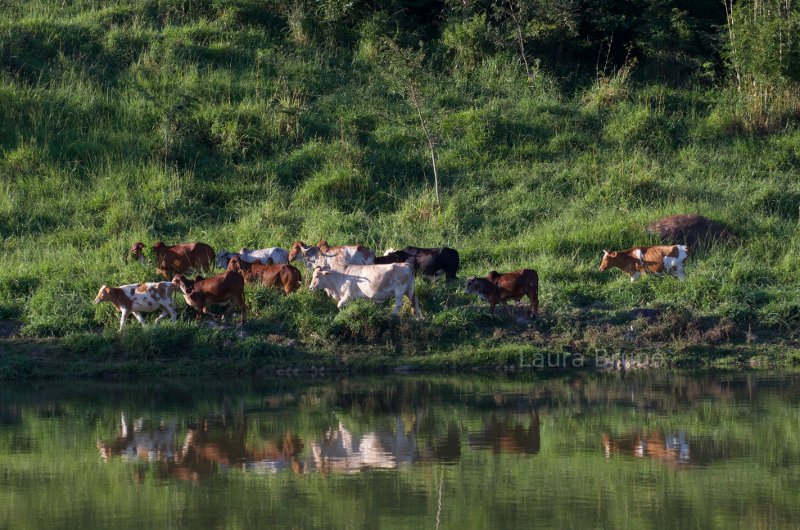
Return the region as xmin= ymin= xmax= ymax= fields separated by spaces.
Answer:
xmin=1 ymin=1 xmax=800 ymax=378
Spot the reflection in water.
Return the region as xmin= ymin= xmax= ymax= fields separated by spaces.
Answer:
xmin=98 ymin=413 xmax=304 ymax=480
xmin=98 ymin=410 xmax=547 ymax=476
xmin=6 ymin=373 xmax=800 ymax=529
xmin=311 ymin=418 xmax=417 ymax=473
xmin=602 ymin=431 xmax=691 ymax=466
xmin=468 ymin=412 xmax=540 ymax=455
xmin=97 ymin=413 xmax=178 ymax=463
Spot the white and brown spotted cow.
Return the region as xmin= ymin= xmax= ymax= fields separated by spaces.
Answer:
xmin=94 ymin=282 xmax=177 ymax=330
xmin=600 ymin=245 xmax=689 ymax=281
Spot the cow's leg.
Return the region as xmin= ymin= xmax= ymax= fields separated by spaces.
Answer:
xmin=132 ymin=312 xmax=146 ymax=326
xmin=630 ymin=272 xmax=641 ymax=282
xmin=529 ymin=294 xmax=539 ymax=318
xmin=392 ymin=293 xmax=404 ymax=315
xmin=237 ymin=294 xmax=247 ymax=324
xmin=676 ymin=261 xmax=686 ymax=280
xmin=336 ymin=295 xmax=351 ymax=310
xmin=119 ymin=309 xmax=129 ymax=331
xmin=155 ymin=306 xmax=175 ymax=324
xmin=407 ymin=283 xmax=421 ymax=318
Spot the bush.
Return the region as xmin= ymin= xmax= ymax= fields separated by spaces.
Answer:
xmin=330 ymin=300 xmax=397 ymax=342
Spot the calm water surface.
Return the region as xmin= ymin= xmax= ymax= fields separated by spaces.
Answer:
xmin=1 ymin=371 xmax=799 ymax=529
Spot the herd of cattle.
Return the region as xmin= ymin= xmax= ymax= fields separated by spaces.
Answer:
xmin=94 ymin=239 xmax=691 ymax=330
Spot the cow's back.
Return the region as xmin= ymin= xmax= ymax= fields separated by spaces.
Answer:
xmin=341 ymin=263 xmax=413 ymax=293
xmin=492 ymin=269 xmax=538 ymax=295
xmin=194 ymin=271 xmax=244 ymax=297
xmin=158 ymin=242 xmax=215 ymax=273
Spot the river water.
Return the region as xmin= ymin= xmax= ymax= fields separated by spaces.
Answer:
xmin=1 ymin=371 xmax=799 ymax=529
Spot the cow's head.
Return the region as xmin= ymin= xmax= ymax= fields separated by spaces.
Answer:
xmin=599 ymin=250 xmax=616 ymax=272
xmin=171 ymin=274 xmax=193 ymax=294
xmin=465 ymin=277 xmax=495 ymax=302
xmin=289 ymin=241 xmax=318 ymax=268
xmin=287 ymin=241 xmax=307 ymax=262
xmin=226 ymin=255 xmax=250 ymax=273
xmin=130 ymin=242 xmax=146 ymax=263
xmin=94 ymin=285 xmax=113 ymax=304
xmin=309 ymin=266 xmax=331 ymax=291
xmin=152 ymin=241 xmax=167 ymax=255
xmin=464 ymin=277 xmax=481 ymax=296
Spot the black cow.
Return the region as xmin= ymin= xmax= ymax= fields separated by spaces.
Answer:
xmin=375 ymin=246 xmax=460 ymax=281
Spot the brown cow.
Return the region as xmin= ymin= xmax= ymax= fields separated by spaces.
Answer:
xmin=226 ymin=255 xmax=301 ymax=295
xmin=600 ymin=245 xmax=689 ymax=281
xmin=132 ymin=241 xmax=216 ymax=279
xmin=171 ymin=271 xmax=246 ymax=323
xmin=465 ymin=268 xmax=539 ymax=317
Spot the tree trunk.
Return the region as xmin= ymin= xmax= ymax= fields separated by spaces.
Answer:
xmin=409 ymin=84 xmax=441 ymax=208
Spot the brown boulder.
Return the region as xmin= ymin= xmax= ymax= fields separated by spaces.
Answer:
xmin=646 ymin=214 xmax=732 ymax=246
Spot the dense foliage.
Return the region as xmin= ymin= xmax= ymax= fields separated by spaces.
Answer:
xmin=0 ymin=0 xmax=799 ymax=362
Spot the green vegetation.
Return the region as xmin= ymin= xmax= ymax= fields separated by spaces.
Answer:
xmin=1 ymin=0 xmax=799 ymax=376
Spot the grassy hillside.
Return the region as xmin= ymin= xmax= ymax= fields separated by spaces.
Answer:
xmin=1 ymin=0 xmax=799 ymax=374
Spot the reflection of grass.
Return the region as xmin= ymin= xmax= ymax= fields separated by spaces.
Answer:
xmin=2 ymin=2 xmax=800 ymax=374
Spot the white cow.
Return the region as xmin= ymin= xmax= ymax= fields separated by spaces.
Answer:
xmin=310 ymin=420 xmax=417 ymax=473
xmin=309 ymin=263 xmax=420 ymax=316
xmin=97 ymin=413 xmax=179 ymax=463
xmin=215 ymin=247 xmax=289 ymax=269
xmin=94 ymin=282 xmax=177 ymax=330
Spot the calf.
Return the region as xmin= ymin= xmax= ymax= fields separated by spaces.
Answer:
xmin=600 ymin=245 xmax=689 ymax=281
xmin=226 ymin=255 xmax=301 ymax=295
xmin=288 ymin=240 xmax=375 ymax=270
xmin=171 ymin=272 xmax=247 ymax=323
xmin=94 ymin=281 xmax=177 ymax=330
xmin=132 ymin=241 xmax=216 ymax=279
xmin=465 ymin=269 xmax=539 ymax=317
xmin=215 ymin=247 xmax=289 ymax=269
xmin=376 ymin=246 xmax=460 ymax=280
xmin=309 ymin=263 xmax=420 ymax=317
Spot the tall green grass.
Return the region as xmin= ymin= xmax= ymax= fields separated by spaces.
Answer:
xmin=0 ymin=1 xmax=798 ymax=358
